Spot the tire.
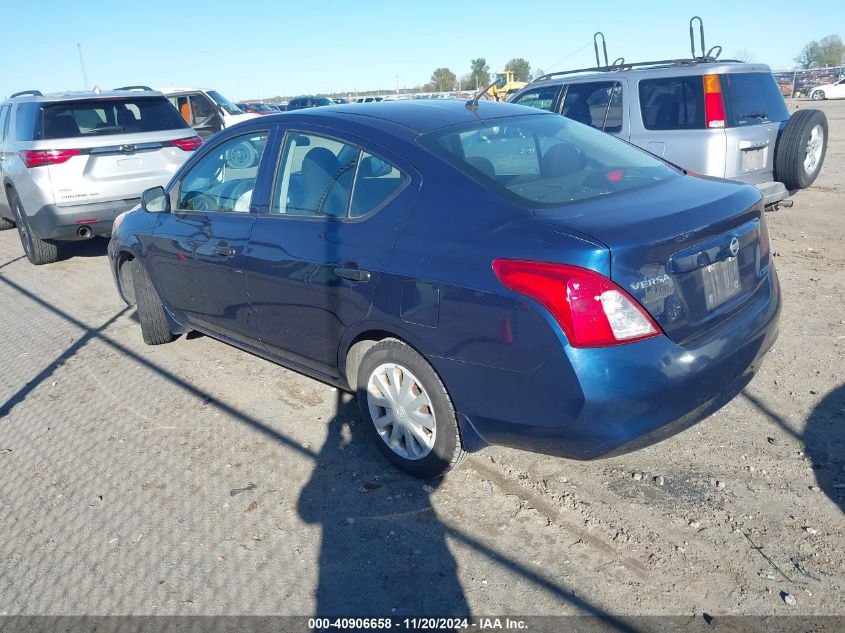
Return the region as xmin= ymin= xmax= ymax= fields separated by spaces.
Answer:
xmin=131 ymin=259 xmax=177 ymax=345
xmin=8 ymin=189 xmax=59 ymax=265
xmin=0 ymin=216 xmax=14 ymax=231
xmin=355 ymin=340 xmax=466 ymax=479
xmin=774 ymin=109 xmax=828 ymax=191
xmin=811 ymin=90 xmax=825 ymax=101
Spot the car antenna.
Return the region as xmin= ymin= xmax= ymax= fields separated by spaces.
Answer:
xmin=466 ymin=78 xmax=501 ymax=111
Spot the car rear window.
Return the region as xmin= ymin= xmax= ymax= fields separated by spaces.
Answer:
xmin=510 ymin=85 xmax=561 ymax=111
xmin=420 ymin=114 xmax=678 ymax=208
xmin=639 ymin=77 xmax=704 ymax=130
xmin=721 ymin=72 xmax=789 ymax=126
xmin=36 ymin=96 xmax=190 ymax=140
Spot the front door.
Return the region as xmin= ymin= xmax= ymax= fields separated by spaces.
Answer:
xmin=146 ymin=129 xmax=272 ymax=344
xmin=245 ymin=129 xmax=418 ymax=378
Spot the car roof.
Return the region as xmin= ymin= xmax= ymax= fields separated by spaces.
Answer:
xmin=6 ymin=89 xmax=167 ymax=103
xmin=526 ymin=61 xmax=773 ymax=88
xmin=275 ymin=99 xmax=543 ymax=134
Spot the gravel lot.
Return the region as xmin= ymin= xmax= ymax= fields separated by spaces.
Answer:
xmin=0 ymin=99 xmax=843 ymax=621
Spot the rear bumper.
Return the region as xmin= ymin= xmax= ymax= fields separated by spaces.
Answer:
xmin=27 ymin=199 xmax=140 ymax=240
xmin=432 ymin=268 xmax=781 ymax=459
xmin=753 ymin=180 xmax=790 ymax=206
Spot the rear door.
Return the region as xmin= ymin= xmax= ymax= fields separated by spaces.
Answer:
xmin=244 ymin=127 xmax=418 ymax=377
xmin=146 ymin=129 xmax=272 ymax=344
xmin=720 ymin=72 xmax=791 ymax=185
xmin=558 ymin=79 xmax=628 ymax=140
xmin=632 ymin=75 xmax=727 ymax=175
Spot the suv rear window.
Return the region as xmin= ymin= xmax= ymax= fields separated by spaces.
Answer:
xmin=36 ymin=96 xmax=189 ymax=140
xmin=721 ymin=72 xmax=789 ymax=127
xmin=639 ymin=77 xmax=704 ymax=130
xmin=420 ymin=114 xmax=678 ymax=207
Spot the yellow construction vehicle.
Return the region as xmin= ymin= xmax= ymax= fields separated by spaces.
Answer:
xmin=489 ymin=70 xmax=527 ymax=101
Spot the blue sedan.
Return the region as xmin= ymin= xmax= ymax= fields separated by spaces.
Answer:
xmin=108 ymin=100 xmax=780 ymax=478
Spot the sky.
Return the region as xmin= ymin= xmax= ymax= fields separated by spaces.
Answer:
xmin=2 ymin=0 xmax=841 ymax=101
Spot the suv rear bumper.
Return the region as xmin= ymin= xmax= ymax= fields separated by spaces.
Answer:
xmin=27 ymin=199 xmax=140 ymax=240
xmin=754 ymin=180 xmax=790 ymax=207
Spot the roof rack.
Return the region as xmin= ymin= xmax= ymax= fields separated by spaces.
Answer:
xmin=532 ymin=16 xmax=736 ymax=84
xmin=9 ymin=90 xmax=43 ymax=99
xmin=114 ymin=85 xmax=153 ymax=91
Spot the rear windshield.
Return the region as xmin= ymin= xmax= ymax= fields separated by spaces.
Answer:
xmin=721 ymin=72 xmax=789 ymax=126
xmin=420 ymin=114 xmax=678 ymax=207
xmin=37 ymin=96 xmax=189 ymax=140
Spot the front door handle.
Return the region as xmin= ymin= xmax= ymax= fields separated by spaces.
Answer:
xmin=334 ymin=266 xmax=371 ymax=282
xmin=212 ymin=243 xmax=236 ymax=258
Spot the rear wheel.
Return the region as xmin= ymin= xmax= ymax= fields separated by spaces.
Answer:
xmin=356 ymin=340 xmax=466 ymax=479
xmin=811 ymin=90 xmax=825 ymax=101
xmin=9 ymin=190 xmax=59 ymax=265
xmin=774 ymin=109 xmax=828 ymax=191
xmin=131 ymin=260 xmax=177 ymax=345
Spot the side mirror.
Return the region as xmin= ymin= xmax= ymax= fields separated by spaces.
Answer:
xmin=141 ymin=186 xmax=169 ymax=213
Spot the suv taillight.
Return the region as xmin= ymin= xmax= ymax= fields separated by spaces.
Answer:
xmin=493 ymin=259 xmax=662 ymax=348
xmin=703 ymin=74 xmax=726 ymax=129
xmin=169 ymin=136 xmax=202 ymax=151
xmin=19 ymin=149 xmax=81 ymax=168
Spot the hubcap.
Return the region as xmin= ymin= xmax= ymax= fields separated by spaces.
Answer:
xmin=366 ymin=362 xmax=436 ymax=460
xmin=804 ymin=125 xmax=824 ymax=175
xmin=13 ymin=201 xmax=32 ymax=258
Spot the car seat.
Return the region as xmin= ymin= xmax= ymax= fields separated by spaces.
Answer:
xmin=540 ymin=143 xmax=586 ymax=179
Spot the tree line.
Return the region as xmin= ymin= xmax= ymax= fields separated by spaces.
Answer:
xmin=429 ymin=58 xmax=542 ymax=92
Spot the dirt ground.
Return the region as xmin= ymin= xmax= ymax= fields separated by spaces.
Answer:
xmin=0 ymin=99 xmax=842 ymax=625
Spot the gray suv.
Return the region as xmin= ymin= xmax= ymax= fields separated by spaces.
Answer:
xmin=0 ymin=89 xmax=200 ymax=264
xmin=510 ymin=57 xmax=828 ymax=209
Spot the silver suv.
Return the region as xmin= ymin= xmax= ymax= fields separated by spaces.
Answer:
xmin=509 ymin=39 xmax=828 ymax=209
xmin=0 ymin=89 xmax=200 ymax=264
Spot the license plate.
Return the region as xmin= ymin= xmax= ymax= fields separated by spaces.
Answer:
xmin=702 ymin=257 xmax=741 ymax=310
xmin=743 ymin=149 xmax=765 ymax=171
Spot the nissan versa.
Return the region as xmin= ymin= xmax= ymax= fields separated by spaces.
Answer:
xmin=108 ymin=100 xmax=780 ymax=478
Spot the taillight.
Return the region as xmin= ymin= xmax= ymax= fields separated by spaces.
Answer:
xmin=19 ymin=149 xmax=81 ymax=168
xmin=703 ymin=74 xmax=726 ymax=129
xmin=169 ymin=136 xmax=202 ymax=151
xmin=492 ymin=259 xmax=662 ymax=348
xmin=758 ymin=212 xmax=771 ymax=263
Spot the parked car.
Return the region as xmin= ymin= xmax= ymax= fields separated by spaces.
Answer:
xmin=286 ymin=96 xmax=334 ymax=111
xmin=109 ymin=100 xmax=780 ymax=478
xmin=510 ymin=60 xmax=828 ymax=209
xmin=809 ymin=77 xmax=845 ymax=101
xmin=332 ymin=98 xmax=350 ymax=105
xmin=0 ymin=88 xmax=200 ymax=265
xmin=236 ymin=102 xmax=277 ymax=115
xmin=268 ymin=104 xmax=288 ymax=112
xmin=158 ymin=87 xmax=259 ymax=137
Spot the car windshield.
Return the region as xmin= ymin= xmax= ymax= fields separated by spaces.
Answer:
xmin=207 ymin=90 xmax=243 ymax=115
xmin=38 ymin=96 xmax=190 ymax=139
xmin=721 ymin=72 xmax=790 ymax=127
xmin=420 ymin=114 xmax=679 ymax=207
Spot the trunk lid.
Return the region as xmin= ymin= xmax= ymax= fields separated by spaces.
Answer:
xmin=538 ymin=174 xmax=769 ymax=343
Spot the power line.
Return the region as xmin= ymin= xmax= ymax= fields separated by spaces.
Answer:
xmin=543 ymin=42 xmax=593 ymax=73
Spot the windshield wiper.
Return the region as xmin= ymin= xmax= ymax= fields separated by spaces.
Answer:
xmin=84 ymin=126 xmax=125 ymax=134
xmin=738 ymin=113 xmax=770 ymax=121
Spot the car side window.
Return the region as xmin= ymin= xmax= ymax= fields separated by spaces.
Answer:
xmin=0 ymin=105 xmax=10 ymax=141
xmin=511 ymin=85 xmax=561 ymax=111
xmin=561 ymin=81 xmax=623 ymax=132
xmin=272 ymin=133 xmax=408 ymax=219
xmin=639 ymin=77 xmax=704 ymax=130
xmin=176 ymin=132 xmax=268 ymax=213
xmin=190 ymin=95 xmax=216 ymax=126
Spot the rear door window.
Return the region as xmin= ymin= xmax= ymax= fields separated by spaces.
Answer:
xmin=639 ymin=77 xmax=704 ymax=130
xmin=721 ymin=72 xmax=790 ymax=127
xmin=510 ymin=85 xmax=562 ymax=111
xmin=561 ymin=81 xmax=623 ymax=132
xmin=37 ymin=96 xmax=190 ymax=140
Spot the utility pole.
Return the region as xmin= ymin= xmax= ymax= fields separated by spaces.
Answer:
xmin=395 ymin=75 xmax=399 ymax=94
xmin=77 ymin=43 xmax=89 ymax=90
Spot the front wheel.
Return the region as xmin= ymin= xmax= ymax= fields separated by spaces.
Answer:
xmin=811 ymin=90 xmax=825 ymax=101
xmin=131 ymin=260 xmax=177 ymax=345
xmin=356 ymin=340 xmax=466 ymax=479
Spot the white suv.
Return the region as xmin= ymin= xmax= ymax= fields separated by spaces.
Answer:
xmin=0 ymin=88 xmax=200 ymax=264
xmin=157 ymin=88 xmax=260 ymax=137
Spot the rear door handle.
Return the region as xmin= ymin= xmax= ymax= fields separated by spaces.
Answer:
xmin=334 ymin=266 xmax=371 ymax=282
xmin=212 ymin=243 xmax=236 ymax=258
